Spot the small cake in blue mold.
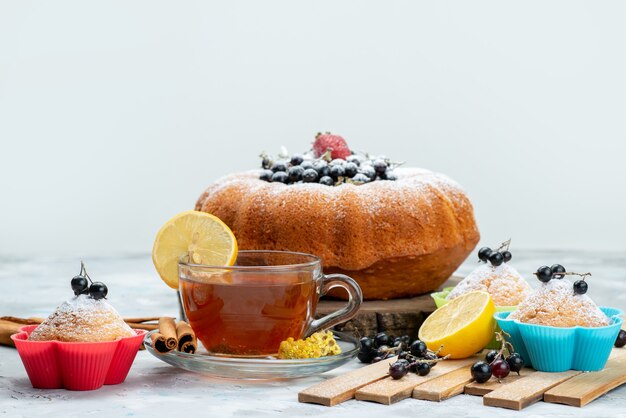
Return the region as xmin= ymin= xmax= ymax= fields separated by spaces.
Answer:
xmin=497 ymin=278 xmax=622 ymax=372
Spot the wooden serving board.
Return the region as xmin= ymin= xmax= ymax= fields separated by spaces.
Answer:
xmin=317 ymin=275 xmax=462 ymax=338
xmin=544 ymin=349 xmax=626 ymax=407
xmin=299 ymin=346 xmax=626 ymax=410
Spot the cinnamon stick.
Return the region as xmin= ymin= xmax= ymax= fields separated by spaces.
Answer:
xmin=123 ymin=317 xmax=161 ymax=324
xmin=0 ymin=320 xmax=22 ymax=347
xmin=151 ymin=317 xmax=178 ymax=354
xmin=0 ymin=316 xmax=43 ymax=325
xmin=176 ymin=321 xmax=197 ymax=354
xmin=127 ymin=323 xmax=159 ymax=331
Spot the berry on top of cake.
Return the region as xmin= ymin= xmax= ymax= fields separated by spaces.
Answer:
xmin=447 ymin=240 xmax=531 ymax=306
xmin=259 ymin=132 xmax=400 ymax=186
xmin=29 ymin=263 xmax=133 ymax=342
xmin=508 ymin=265 xmax=609 ymax=328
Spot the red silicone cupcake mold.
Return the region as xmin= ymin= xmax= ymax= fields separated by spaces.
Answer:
xmin=12 ymin=325 xmax=146 ymax=391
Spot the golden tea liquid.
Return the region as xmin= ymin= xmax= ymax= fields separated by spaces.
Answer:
xmin=180 ymin=272 xmax=318 ymax=356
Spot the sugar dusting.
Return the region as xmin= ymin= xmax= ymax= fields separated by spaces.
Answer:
xmin=29 ymin=294 xmax=134 ymax=342
xmin=508 ymin=278 xmax=610 ymax=327
xmin=447 ymin=263 xmax=532 ymax=306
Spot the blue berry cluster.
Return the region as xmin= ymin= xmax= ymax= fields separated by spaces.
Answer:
xmin=259 ymin=152 xmax=398 ymax=186
xmin=70 ymin=262 xmax=108 ymax=300
xmin=477 ymin=245 xmax=512 ymax=267
xmin=358 ymin=332 xmax=445 ymax=379
xmin=534 ymin=264 xmax=590 ymax=295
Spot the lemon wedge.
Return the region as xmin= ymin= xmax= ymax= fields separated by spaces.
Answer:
xmin=418 ymin=291 xmax=495 ymax=358
xmin=152 ymin=210 xmax=238 ymax=289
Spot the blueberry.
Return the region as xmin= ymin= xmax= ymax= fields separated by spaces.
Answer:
xmin=615 ymin=329 xmax=626 ymax=348
xmin=416 ymin=362 xmax=431 ymax=376
xmin=260 ymin=169 xmax=274 ymax=182
xmin=261 ymin=157 xmax=272 ymax=169
xmin=374 ymin=332 xmax=391 ymax=347
xmin=313 ymin=161 xmax=329 ymax=177
xmin=271 ymin=162 xmax=287 ymax=173
xmin=478 ymin=247 xmax=492 ymax=262
xmin=300 ymin=161 xmax=314 ymax=170
xmin=535 ymin=266 xmax=553 ymax=283
xmin=506 ymin=353 xmax=524 ymax=374
xmin=359 ymin=337 xmax=375 ymax=354
xmin=359 ymin=165 xmax=376 ymax=180
xmin=423 ymin=352 xmax=438 ymax=367
xmin=471 ymin=361 xmax=492 ymax=383
xmin=290 ymin=154 xmax=304 ymax=166
xmin=357 ymin=351 xmax=376 ymax=363
xmin=410 ymin=340 xmax=428 ymax=358
xmin=319 ymin=176 xmax=334 ymax=186
xmin=372 ymin=159 xmax=388 ymax=174
xmin=381 ymin=169 xmax=397 ymax=181
xmin=344 ymin=162 xmax=358 ymax=177
xmin=389 ymin=361 xmax=409 ymax=379
xmin=392 ymin=337 xmax=404 ymax=348
xmin=485 ymin=350 xmax=500 ymax=364
xmin=346 ymin=155 xmax=363 ymax=166
xmin=502 ymin=251 xmax=512 ymax=263
xmin=489 ymin=251 xmax=504 ymax=266
xmin=329 ymin=165 xmax=345 ymax=179
xmin=352 ymin=173 xmax=370 ymax=184
xmin=288 ymin=165 xmax=304 ymax=182
xmin=302 ymin=168 xmax=318 ymax=183
xmin=89 ymin=282 xmax=108 ymax=300
xmin=330 ymin=158 xmax=346 ymax=167
xmin=573 ymin=280 xmax=588 ymax=295
xmin=71 ymin=275 xmax=89 ymax=296
xmin=272 ymin=171 xmax=288 ymax=183
xmin=551 ymin=264 xmax=566 ymax=279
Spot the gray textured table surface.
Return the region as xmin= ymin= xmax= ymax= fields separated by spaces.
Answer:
xmin=1 ymin=251 xmax=625 ymax=417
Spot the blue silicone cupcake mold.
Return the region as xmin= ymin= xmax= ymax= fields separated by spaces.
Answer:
xmin=495 ymin=307 xmax=623 ymax=372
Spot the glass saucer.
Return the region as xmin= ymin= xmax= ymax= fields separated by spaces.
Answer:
xmin=143 ymin=330 xmax=359 ymax=380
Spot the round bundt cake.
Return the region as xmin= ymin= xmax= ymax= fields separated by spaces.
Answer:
xmin=195 ymin=166 xmax=480 ymax=300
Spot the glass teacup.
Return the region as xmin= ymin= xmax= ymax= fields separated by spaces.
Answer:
xmin=178 ymin=250 xmax=362 ymax=356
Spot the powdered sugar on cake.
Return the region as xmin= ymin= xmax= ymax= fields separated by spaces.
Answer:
xmin=29 ymin=294 xmax=134 ymax=342
xmin=447 ymin=263 xmax=531 ymax=306
xmin=508 ymin=279 xmax=610 ymax=327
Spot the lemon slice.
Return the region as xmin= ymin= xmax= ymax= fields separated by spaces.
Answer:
xmin=152 ymin=210 xmax=238 ymax=289
xmin=418 ymin=291 xmax=495 ymax=359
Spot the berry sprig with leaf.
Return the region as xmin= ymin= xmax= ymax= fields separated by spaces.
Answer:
xmin=70 ymin=261 xmax=108 ymax=300
xmin=477 ymin=239 xmax=513 ymax=267
xmin=470 ymin=331 xmax=524 ymax=383
xmin=533 ymin=264 xmax=592 ymax=295
xmin=258 ymin=132 xmax=403 ymax=186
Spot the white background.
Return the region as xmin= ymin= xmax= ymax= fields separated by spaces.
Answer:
xmin=1 ymin=1 xmax=625 ymax=256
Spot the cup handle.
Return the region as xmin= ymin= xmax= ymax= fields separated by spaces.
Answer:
xmin=305 ymin=273 xmax=363 ymax=337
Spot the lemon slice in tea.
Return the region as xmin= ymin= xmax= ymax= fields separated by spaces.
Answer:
xmin=152 ymin=210 xmax=238 ymax=289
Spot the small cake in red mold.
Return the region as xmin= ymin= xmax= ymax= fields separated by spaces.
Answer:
xmin=11 ymin=263 xmax=146 ymax=390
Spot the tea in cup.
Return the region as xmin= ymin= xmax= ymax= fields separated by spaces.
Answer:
xmin=178 ymin=250 xmax=362 ymax=356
